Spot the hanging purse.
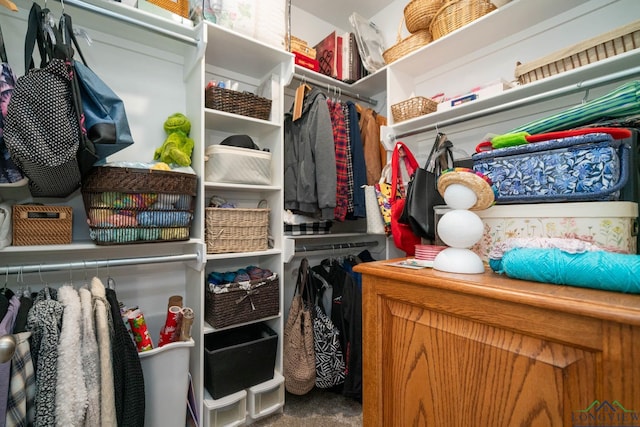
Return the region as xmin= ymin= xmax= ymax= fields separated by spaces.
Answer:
xmin=4 ymin=3 xmax=83 ymax=197
xmin=61 ymin=13 xmax=134 ymax=175
xmin=283 ymin=258 xmax=316 ymax=395
xmin=389 ymin=141 xmax=422 ymax=256
xmin=310 ymin=271 xmax=346 ymax=389
xmin=400 ymin=132 xmax=454 ymax=240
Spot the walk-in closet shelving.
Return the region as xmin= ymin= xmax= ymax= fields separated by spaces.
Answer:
xmin=382 ymin=0 xmax=640 ymax=156
xmin=198 ymin=18 xmax=294 ymax=421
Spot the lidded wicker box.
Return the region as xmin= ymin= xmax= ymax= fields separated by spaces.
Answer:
xmin=81 ymin=166 xmax=197 ymax=245
xmin=205 ymin=207 xmax=269 ymax=254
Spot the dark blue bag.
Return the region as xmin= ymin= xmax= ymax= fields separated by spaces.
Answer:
xmin=62 ymin=13 xmax=134 ymax=167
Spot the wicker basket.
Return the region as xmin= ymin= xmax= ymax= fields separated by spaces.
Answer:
xmin=205 ymin=273 xmax=280 ymax=329
xmin=383 ymin=18 xmax=432 ymax=64
xmin=391 ymin=96 xmax=438 ymax=123
xmin=430 ymin=0 xmax=496 ymax=40
xmin=515 ymin=19 xmax=640 ymax=84
xmin=205 ymin=86 xmax=272 ymax=120
xmin=81 ymin=166 xmax=197 ymax=245
xmin=404 ymin=0 xmax=445 ymax=33
xmin=12 ymin=205 xmax=73 ymax=246
xmin=205 ymin=207 xmax=269 ymax=254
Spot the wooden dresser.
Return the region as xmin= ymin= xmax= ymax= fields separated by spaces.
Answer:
xmin=353 ymin=260 xmax=640 ymax=427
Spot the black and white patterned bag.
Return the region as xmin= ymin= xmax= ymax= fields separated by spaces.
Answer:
xmin=4 ymin=3 xmax=82 ymax=197
xmin=313 ymin=303 xmax=346 ymax=389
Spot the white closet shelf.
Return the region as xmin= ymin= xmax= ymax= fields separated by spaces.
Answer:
xmin=41 ymin=0 xmax=199 ymax=55
xmin=389 ymin=48 xmax=640 ymax=138
xmin=204 ymin=108 xmax=281 ymax=135
xmin=203 ymin=21 xmax=294 ymax=82
xmin=293 ymin=65 xmax=386 ymax=101
xmin=389 ymin=0 xmax=594 ymax=78
xmin=203 ymin=314 xmax=281 ymax=334
xmin=204 ymin=182 xmax=281 ymax=192
xmin=205 ymin=248 xmax=283 ymax=261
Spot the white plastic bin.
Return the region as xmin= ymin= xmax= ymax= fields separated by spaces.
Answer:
xmin=139 ymin=339 xmax=195 ymax=427
xmin=247 ymin=371 xmax=285 ymax=420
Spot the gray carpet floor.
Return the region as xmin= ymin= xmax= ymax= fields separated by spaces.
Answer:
xmin=251 ymin=388 xmax=362 ymax=426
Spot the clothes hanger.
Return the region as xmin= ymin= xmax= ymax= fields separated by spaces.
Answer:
xmin=0 ymin=0 xmax=18 ymax=12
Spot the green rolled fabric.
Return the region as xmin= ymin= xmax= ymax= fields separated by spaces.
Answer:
xmin=510 ymin=80 xmax=640 ymax=135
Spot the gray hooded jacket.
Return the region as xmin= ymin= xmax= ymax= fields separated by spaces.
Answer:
xmin=284 ymin=87 xmax=336 ymax=220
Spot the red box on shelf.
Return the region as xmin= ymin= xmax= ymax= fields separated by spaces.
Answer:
xmin=294 ymin=52 xmax=320 ymax=72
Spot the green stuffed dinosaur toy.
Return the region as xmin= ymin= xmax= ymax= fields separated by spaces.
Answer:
xmin=154 ymin=113 xmax=194 ymax=166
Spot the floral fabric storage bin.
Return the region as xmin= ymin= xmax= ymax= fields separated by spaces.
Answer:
xmin=472 ymin=132 xmax=630 ymax=203
xmin=466 ymin=201 xmax=639 ymax=262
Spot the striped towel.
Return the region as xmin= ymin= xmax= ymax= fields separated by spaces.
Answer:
xmin=510 ymin=80 xmax=640 ymax=135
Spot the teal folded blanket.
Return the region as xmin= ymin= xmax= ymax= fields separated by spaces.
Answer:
xmin=490 ymin=247 xmax=640 ymax=294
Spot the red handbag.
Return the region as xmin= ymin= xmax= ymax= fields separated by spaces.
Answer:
xmin=390 ymin=142 xmax=421 ymax=256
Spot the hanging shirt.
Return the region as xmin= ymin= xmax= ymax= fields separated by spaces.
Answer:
xmin=346 ymin=101 xmax=367 ymax=219
xmin=328 ymin=99 xmax=349 ymax=221
xmin=27 ymin=287 xmax=63 ymax=427
xmin=56 ymin=285 xmax=87 ymax=426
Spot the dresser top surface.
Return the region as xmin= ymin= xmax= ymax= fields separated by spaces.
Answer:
xmin=354 ymin=258 xmax=640 ymax=325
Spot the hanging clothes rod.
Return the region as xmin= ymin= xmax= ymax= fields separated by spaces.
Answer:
xmin=294 ymin=240 xmax=379 ymax=254
xmin=394 ymin=64 xmax=640 ymax=140
xmin=61 ymin=0 xmax=198 ymax=46
xmin=292 ymin=73 xmax=378 ymax=106
xmin=3 ymin=253 xmax=199 ymax=275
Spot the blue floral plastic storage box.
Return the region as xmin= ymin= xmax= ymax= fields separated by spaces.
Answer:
xmin=472 ymin=132 xmax=630 ymax=203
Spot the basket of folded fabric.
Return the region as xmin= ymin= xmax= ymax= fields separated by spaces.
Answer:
xmin=81 ymin=165 xmax=197 ymax=245
xmin=205 ymin=267 xmax=280 ymax=328
xmin=430 ymin=0 xmax=496 ymax=40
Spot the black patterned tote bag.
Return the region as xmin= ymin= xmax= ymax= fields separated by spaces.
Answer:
xmin=313 ymin=303 xmax=346 ymax=389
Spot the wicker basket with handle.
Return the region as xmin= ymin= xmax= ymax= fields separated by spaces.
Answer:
xmin=429 ymin=0 xmax=496 ymax=40
xmin=383 ymin=17 xmax=432 ymax=64
xmin=12 ymin=205 xmax=73 ymax=246
xmin=404 ymin=0 xmax=445 ymax=33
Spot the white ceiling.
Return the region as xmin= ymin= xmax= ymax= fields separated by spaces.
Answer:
xmin=292 ymin=0 xmax=394 ymax=32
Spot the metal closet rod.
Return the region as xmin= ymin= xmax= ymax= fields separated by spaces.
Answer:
xmin=294 ymin=240 xmax=379 ymax=254
xmin=292 ymin=73 xmax=378 ymax=106
xmin=3 ymin=253 xmax=198 ymax=275
xmin=59 ymin=0 xmax=198 ymax=46
xmin=394 ymin=64 xmax=640 ymax=140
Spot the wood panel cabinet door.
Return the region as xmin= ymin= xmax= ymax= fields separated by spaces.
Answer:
xmin=357 ymin=264 xmax=640 ymax=427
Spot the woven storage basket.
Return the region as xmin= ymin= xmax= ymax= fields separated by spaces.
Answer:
xmin=81 ymin=166 xmax=197 ymax=245
xmin=205 ymin=273 xmax=280 ymax=329
xmin=515 ymin=19 xmax=640 ymax=85
xmin=383 ymin=18 xmax=432 ymax=64
xmin=12 ymin=205 xmax=72 ymax=245
xmin=205 ymin=207 xmax=269 ymax=254
xmin=391 ymin=96 xmax=438 ymax=122
xmin=404 ymin=0 xmax=445 ymax=33
xmin=205 ymin=86 xmax=272 ymax=120
xmin=430 ymin=0 xmax=496 ymax=40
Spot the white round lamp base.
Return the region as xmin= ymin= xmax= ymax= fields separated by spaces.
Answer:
xmin=433 ymin=247 xmax=485 ymax=274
